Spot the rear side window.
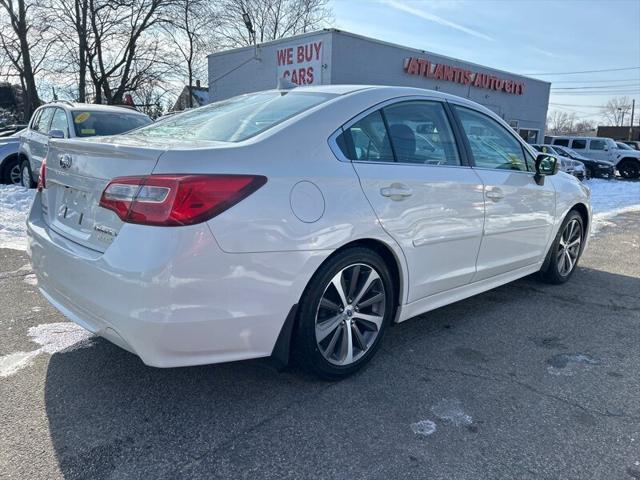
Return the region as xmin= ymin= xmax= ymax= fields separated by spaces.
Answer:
xmin=382 ymin=101 xmax=460 ymax=165
xmin=590 ymin=139 xmax=606 ymax=150
xmin=72 ymin=111 xmax=151 ymax=137
xmin=552 ymin=138 xmax=569 ymax=147
xmin=571 ymin=139 xmax=586 ymax=150
xmin=340 ymin=110 xmax=394 ymax=162
xmin=133 ymin=91 xmax=337 ymax=142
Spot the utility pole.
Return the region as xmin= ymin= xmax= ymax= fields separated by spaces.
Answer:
xmin=630 ymin=99 xmax=636 ymax=141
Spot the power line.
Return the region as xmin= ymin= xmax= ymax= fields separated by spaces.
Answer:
xmin=551 ymin=78 xmax=640 ymax=84
xmin=524 ymin=66 xmax=640 ymax=75
xmin=551 ymin=83 xmax=640 ymax=90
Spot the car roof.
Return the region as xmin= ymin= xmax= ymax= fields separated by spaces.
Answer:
xmin=42 ymin=102 xmax=148 ymax=116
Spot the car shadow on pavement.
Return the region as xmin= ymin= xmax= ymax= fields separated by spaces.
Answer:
xmin=43 ymin=266 xmax=640 ymax=480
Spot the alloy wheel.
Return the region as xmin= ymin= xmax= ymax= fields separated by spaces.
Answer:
xmin=315 ymin=263 xmax=386 ymax=366
xmin=9 ymin=163 xmax=21 ymax=184
xmin=21 ymin=165 xmax=30 ymax=188
xmin=556 ymin=219 xmax=582 ymax=276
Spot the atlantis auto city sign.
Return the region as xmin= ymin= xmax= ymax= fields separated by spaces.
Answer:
xmin=403 ymin=57 xmax=525 ymax=95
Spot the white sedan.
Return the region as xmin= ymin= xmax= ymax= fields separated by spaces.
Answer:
xmin=27 ymin=86 xmax=591 ymax=378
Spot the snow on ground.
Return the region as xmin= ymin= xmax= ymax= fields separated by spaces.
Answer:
xmin=0 ymin=185 xmax=35 ymax=251
xmin=586 ymin=179 xmax=640 ymax=234
xmin=0 ymin=322 xmax=94 ymax=377
xmin=0 ymin=179 xmax=638 ymax=251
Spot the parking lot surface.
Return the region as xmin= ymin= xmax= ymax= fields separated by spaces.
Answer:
xmin=1 ymin=212 xmax=639 ymax=480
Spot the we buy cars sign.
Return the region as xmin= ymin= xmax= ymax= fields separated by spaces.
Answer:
xmin=276 ymin=41 xmax=323 ymax=85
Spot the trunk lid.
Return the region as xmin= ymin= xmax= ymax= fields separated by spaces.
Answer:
xmin=42 ymin=136 xmax=167 ymax=252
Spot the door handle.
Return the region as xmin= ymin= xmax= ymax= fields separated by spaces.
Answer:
xmin=380 ymin=183 xmax=413 ymax=200
xmin=485 ymin=187 xmax=504 ymax=202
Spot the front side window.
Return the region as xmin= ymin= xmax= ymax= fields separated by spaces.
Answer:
xmin=571 ymin=139 xmax=586 ymax=150
xmin=590 ymin=139 xmax=606 ymax=151
xmin=72 ymin=110 xmax=152 ymax=137
xmin=454 ymin=106 xmax=528 ymax=171
xmin=50 ymin=108 xmax=69 ymax=137
xmin=382 ymin=101 xmax=460 ymax=165
xmin=34 ymin=108 xmax=54 ymax=133
xmin=133 ymin=91 xmax=336 ymax=142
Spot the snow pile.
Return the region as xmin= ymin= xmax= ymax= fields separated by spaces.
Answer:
xmin=0 ymin=322 xmax=93 ymax=377
xmin=586 ymin=179 xmax=640 ymax=234
xmin=0 ymin=185 xmax=35 ymax=251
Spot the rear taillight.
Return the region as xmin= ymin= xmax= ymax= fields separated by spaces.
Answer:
xmin=37 ymin=159 xmax=46 ymax=191
xmin=99 ymin=174 xmax=267 ymax=226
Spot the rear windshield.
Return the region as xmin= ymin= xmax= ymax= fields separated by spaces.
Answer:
xmin=72 ymin=111 xmax=152 ymax=137
xmin=131 ymin=91 xmax=337 ymax=142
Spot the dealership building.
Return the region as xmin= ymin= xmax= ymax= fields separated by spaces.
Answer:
xmin=208 ymin=29 xmax=550 ymax=143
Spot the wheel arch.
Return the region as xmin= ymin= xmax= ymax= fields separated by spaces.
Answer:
xmin=270 ymin=236 xmax=407 ymax=369
xmin=570 ymin=202 xmax=590 ymax=236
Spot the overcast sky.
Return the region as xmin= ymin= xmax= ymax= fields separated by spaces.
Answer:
xmin=330 ymin=0 xmax=640 ymax=124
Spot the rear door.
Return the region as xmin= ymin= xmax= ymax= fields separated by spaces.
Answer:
xmin=342 ymin=98 xmax=485 ymax=303
xmin=587 ymin=138 xmax=616 ymax=162
xmin=451 ymin=104 xmax=556 ymax=281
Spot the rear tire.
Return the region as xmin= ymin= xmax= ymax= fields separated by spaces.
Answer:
xmin=617 ymin=159 xmax=640 ymax=179
xmin=540 ymin=211 xmax=584 ymax=284
xmin=294 ymin=247 xmax=396 ymax=380
xmin=20 ymin=159 xmax=36 ymax=189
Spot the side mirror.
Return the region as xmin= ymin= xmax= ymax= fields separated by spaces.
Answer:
xmin=48 ymin=129 xmax=65 ymax=139
xmin=534 ymin=154 xmax=558 ymax=185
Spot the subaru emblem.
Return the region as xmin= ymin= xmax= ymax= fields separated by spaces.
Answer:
xmin=59 ymin=154 xmax=72 ymax=169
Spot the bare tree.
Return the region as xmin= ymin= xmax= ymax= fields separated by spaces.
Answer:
xmin=572 ymin=119 xmax=596 ymax=136
xmin=86 ymin=0 xmax=170 ymax=104
xmin=601 ymin=96 xmax=632 ymax=126
xmin=546 ymin=110 xmax=576 ymax=136
xmin=0 ymin=0 xmax=57 ymax=119
xmin=50 ymin=0 xmax=90 ymax=102
xmin=217 ymin=0 xmax=331 ymax=47
xmin=163 ymin=0 xmax=216 ymax=108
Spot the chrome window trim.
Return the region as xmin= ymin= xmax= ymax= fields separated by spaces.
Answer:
xmin=327 ymin=94 xmax=470 ymax=168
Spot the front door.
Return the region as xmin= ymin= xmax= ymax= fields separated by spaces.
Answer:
xmin=26 ymin=107 xmax=54 ymax=174
xmin=343 ymin=99 xmax=485 ymax=303
xmin=451 ymin=104 xmax=556 ymax=281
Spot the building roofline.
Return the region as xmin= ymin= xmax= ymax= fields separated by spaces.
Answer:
xmin=207 ymin=28 xmax=550 ymax=85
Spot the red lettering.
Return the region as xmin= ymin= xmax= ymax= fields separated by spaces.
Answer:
xmin=298 ymin=68 xmax=307 ymax=84
xmin=434 ymin=64 xmax=444 ymax=80
xmin=277 ymin=49 xmax=288 ymax=66
xmin=313 ymin=42 xmax=322 ymax=60
xmin=405 ymin=57 xmax=420 ymax=75
xmin=296 ymin=46 xmax=304 ymax=63
xmin=307 ymin=67 xmax=314 ymax=84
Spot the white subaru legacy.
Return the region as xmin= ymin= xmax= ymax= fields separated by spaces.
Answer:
xmin=27 ymin=86 xmax=591 ymax=378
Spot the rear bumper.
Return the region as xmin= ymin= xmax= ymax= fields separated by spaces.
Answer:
xmin=27 ymin=193 xmax=330 ymax=367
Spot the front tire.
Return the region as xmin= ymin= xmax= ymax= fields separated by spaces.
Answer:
xmin=20 ymin=159 xmax=36 ymax=189
xmin=617 ymin=159 xmax=640 ymax=179
xmin=540 ymin=211 xmax=584 ymax=284
xmin=295 ymin=247 xmax=396 ymax=379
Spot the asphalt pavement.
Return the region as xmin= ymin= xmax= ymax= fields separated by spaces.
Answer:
xmin=1 ymin=212 xmax=639 ymax=480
